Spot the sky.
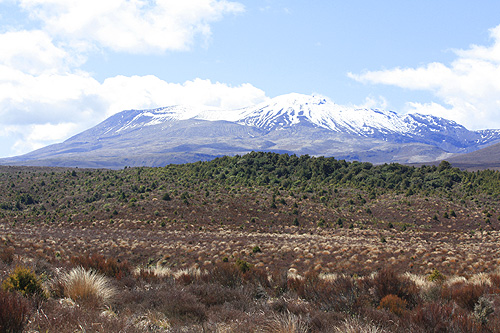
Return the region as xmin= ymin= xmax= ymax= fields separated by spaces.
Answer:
xmin=1 ymin=0 xmax=500 ymax=158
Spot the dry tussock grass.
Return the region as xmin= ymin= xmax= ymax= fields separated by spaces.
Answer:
xmin=264 ymin=311 xmax=309 ymax=333
xmin=134 ymin=264 xmax=172 ymax=278
xmin=61 ymin=267 xmax=115 ymax=306
xmin=333 ymin=317 xmax=387 ymax=333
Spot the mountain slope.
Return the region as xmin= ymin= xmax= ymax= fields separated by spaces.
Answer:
xmin=1 ymin=93 xmax=500 ymax=168
xmin=235 ymin=94 xmax=500 ymax=153
xmin=446 ymin=142 xmax=500 ymax=170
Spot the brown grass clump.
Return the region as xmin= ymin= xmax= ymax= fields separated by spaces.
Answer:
xmin=70 ymin=253 xmax=131 ymax=279
xmin=61 ymin=267 xmax=115 ymax=307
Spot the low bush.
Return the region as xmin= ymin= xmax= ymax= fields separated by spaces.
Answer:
xmin=2 ymin=266 xmax=45 ymax=297
xmin=161 ymin=289 xmax=207 ymax=324
xmin=474 ymin=296 xmax=494 ymax=325
xmin=441 ymin=282 xmax=487 ymax=311
xmin=427 ymin=269 xmax=446 ymax=283
xmin=208 ymin=262 xmax=243 ymax=288
xmin=0 ymin=247 xmax=14 ymax=264
xmin=378 ymin=294 xmax=407 ymax=317
xmin=0 ymin=289 xmax=29 ymax=333
xmin=299 ymin=271 xmax=366 ymax=314
xmin=371 ymin=267 xmax=419 ymax=308
xmin=412 ymin=301 xmax=480 ymax=332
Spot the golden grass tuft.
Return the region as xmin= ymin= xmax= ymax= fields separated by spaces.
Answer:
xmin=264 ymin=311 xmax=309 ymax=333
xmin=469 ymin=272 xmax=492 ymax=286
xmin=134 ymin=264 xmax=173 ymax=278
xmin=334 ymin=317 xmax=387 ymax=333
xmin=61 ymin=267 xmax=115 ymax=306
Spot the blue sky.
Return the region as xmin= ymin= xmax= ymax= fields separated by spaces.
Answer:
xmin=1 ymin=0 xmax=500 ymax=157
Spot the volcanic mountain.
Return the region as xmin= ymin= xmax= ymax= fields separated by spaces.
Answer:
xmin=2 ymin=93 xmax=500 ymax=168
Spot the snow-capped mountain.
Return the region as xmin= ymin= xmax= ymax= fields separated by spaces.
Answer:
xmin=236 ymin=93 xmax=407 ymax=134
xmin=96 ymin=93 xmax=499 ymax=153
xmin=2 ymin=93 xmax=500 ymax=168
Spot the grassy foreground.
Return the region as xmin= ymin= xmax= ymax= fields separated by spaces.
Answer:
xmin=1 ymin=152 xmax=500 ymax=331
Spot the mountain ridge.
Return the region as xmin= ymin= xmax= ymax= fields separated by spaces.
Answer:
xmin=2 ymin=93 xmax=500 ymax=168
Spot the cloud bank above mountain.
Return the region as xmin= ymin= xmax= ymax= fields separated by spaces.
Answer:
xmin=1 ymin=1 xmax=500 ymax=159
xmin=0 ymin=0 xmax=265 ymax=156
xmin=349 ymin=24 xmax=500 ymax=131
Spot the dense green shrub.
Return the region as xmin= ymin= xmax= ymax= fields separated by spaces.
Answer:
xmin=2 ymin=266 xmax=45 ymax=297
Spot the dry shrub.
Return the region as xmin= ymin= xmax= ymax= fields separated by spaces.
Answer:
xmin=176 ymin=272 xmax=193 ymax=286
xmin=212 ymin=311 xmax=266 ymax=333
xmin=308 ymin=311 xmax=345 ymax=333
xmin=135 ymin=266 xmax=173 ymax=284
xmin=70 ymin=253 xmax=130 ymax=279
xmin=0 ymin=247 xmax=14 ymax=264
xmin=270 ymin=297 xmax=289 ymax=313
xmin=26 ymin=298 xmax=139 ymax=333
xmin=243 ymin=266 xmax=271 ymax=289
xmin=134 ymin=311 xmax=171 ymax=332
xmin=188 ymin=282 xmax=250 ymax=310
xmin=488 ymin=273 xmax=500 ymax=288
xmin=0 ymin=289 xmax=29 ymax=333
xmin=412 ymin=301 xmax=480 ymax=332
xmin=378 ymin=294 xmax=407 ymax=317
xmin=136 ymin=269 xmax=158 ymax=282
xmin=287 ymin=275 xmax=305 ymax=296
xmin=474 ymin=296 xmax=494 ymax=325
xmin=61 ymin=267 xmax=115 ymax=307
xmin=469 ymin=273 xmax=491 ymax=287
xmin=300 ymin=271 xmax=366 ymax=314
xmin=441 ymin=281 xmax=487 ymax=311
xmin=207 ymin=304 xmax=249 ymax=325
xmin=269 ymin=269 xmax=289 ymax=297
xmin=370 ymin=267 xmax=419 ymax=308
xmin=160 ymin=289 xmax=207 ymax=324
xmin=208 ymin=262 xmax=243 ymax=288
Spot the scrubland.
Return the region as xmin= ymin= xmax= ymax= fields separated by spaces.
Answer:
xmin=1 ymin=152 xmax=500 ymax=331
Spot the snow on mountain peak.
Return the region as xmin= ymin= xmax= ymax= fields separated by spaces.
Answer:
xmin=110 ymin=93 xmax=475 ymax=142
xmin=233 ymin=93 xmax=417 ymax=135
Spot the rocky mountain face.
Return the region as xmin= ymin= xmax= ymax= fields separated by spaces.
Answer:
xmin=2 ymin=93 xmax=500 ymax=168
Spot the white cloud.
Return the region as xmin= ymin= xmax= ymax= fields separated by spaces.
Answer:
xmin=0 ymin=68 xmax=267 ymax=156
xmin=18 ymin=0 xmax=245 ymax=53
xmin=100 ymin=76 xmax=268 ymax=116
xmin=0 ymin=30 xmax=72 ymax=75
xmin=12 ymin=122 xmax=81 ymax=154
xmin=349 ymin=24 xmax=500 ymax=130
xmin=351 ymin=95 xmax=389 ymax=110
xmin=0 ymin=0 xmax=267 ymax=158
